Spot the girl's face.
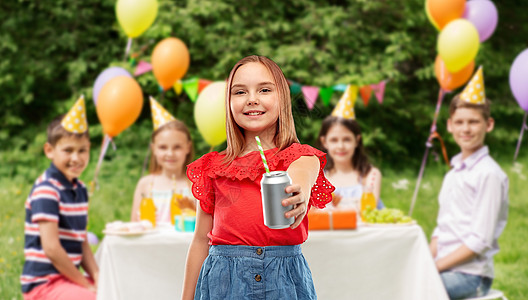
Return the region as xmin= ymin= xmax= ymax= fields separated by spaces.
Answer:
xmin=151 ymin=129 xmax=191 ymax=173
xmin=320 ymin=123 xmax=360 ymax=166
xmin=230 ymin=62 xmax=280 ymax=137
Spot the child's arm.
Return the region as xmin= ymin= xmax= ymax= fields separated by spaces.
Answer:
xmin=284 ymin=155 xmax=320 ymax=229
xmin=39 ymin=221 xmax=96 ymax=291
xmin=429 ymin=237 xmax=438 ymax=258
xmin=80 ymin=239 xmax=99 ymax=286
xmin=366 ymin=167 xmax=382 ymax=202
xmin=181 ymin=204 xmax=212 ymax=300
xmin=131 ymin=177 xmax=148 ymax=221
xmin=434 ymin=245 xmax=477 ymax=272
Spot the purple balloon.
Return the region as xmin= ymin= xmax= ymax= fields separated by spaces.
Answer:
xmin=87 ymin=231 xmax=99 ymax=245
xmin=463 ymin=0 xmax=498 ymax=42
xmin=93 ymin=67 xmax=132 ymax=105
xmin=510 ymin=49 xmax=528 ymax=112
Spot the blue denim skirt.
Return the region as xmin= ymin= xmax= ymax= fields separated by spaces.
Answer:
xmin=194 ymin=244 xmax=317 ymax=300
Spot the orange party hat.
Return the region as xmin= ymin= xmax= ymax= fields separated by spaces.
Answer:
xmin=331 ymin=85 xmax=358 ymax=119
xmin=150 ymin=96 xmax=176 ymax=131
xmin=460 ymin=66 xmax=485 ymax=105
xmin=61 ymin=95 xmax=88 ymax=133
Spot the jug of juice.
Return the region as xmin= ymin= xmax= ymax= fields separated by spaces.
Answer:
xmin=139 ymin=195 xmax=156 ymax=227
xmin=360 ymin=187 xmax=376 ymax=222
xmin=170 ymin=192 xmax=182 ymax=225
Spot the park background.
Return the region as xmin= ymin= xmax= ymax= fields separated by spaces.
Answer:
xmin=1 ymin=0 xmax=527 ymax=298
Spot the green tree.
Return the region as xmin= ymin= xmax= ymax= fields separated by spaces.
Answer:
xmin=2 ymin=0 xmax=527 ymax=174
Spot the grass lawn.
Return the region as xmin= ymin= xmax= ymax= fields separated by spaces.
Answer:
xmin=1 ymin=149 xmax=527 ymax=299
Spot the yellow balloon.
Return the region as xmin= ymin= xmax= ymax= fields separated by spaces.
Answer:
xmin=437 ymin=19 xmax=480 ymax=72
xmin=194 ymin=82 xmax=227 ymax=146
xmin=116 ymin=0 xmax=158 ymax=38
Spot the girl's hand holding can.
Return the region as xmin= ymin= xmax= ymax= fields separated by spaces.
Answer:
xmin=283 ymin=184 xmax=308 ymax=229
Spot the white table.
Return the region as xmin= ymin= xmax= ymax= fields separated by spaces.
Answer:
xmin=95 ymin=225 xmax=448 ymax=300
xmin=304 ymin=226 xmax=449 ymax=300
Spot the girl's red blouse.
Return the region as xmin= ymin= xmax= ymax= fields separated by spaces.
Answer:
xmin=187 ymin=143 xmax=335 ymax=246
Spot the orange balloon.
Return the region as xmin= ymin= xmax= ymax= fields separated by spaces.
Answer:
xmin=426 ymin=0 xmax=465 ymax=29
xmin=151 ymin=37 xmax=190 ymax=90
xmin=434 ymin=56 xmax=475 ymax=92
xmin=96 ymin=76 xmax=144 ymax=137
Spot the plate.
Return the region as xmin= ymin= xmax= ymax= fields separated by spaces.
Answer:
xmin=362 ymin=220 xmax=417 ymax=227
xmin=102 ymin=228 xmax=158 ymax=236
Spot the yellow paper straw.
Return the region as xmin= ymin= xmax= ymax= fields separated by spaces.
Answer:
xmin=255 ymin=136 xmax=270 ymax=175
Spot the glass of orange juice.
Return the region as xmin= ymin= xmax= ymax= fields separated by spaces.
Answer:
xmin=171 ymin=193 xmax=183 ymax=225
xmin=139 ymin=196 xmax=156 ymax=227
xmin=360 ymin=189 xmax=376 ymax=222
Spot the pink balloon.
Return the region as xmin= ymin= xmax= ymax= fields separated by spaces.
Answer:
xmin=463 ymin=0 xmax=498 ymax=42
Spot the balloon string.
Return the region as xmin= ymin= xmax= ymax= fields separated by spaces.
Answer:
xmin=513 ymin=111 xmax=528 ymax=161
xmin=90 ymin=135 xmax=112 ymax=195
xmin=140 ymin=146 xmax=151 ymax=179
xmin=409 ymin=88 xmax=445 ymax=216
xmin=124 ymin=37 xmax=133 ymax=61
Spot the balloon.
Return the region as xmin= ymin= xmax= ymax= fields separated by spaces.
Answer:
xmin=462 ymin=0 xmax=498 ymax=42
xmin=509 ymin=49 xmax=528 ymax=112
xmin=426 ymin=0 xmax=466 ymax=29
xmin=116 ymin=0 xmax=158 ymax=38
xmin=87 ymin=232 xmax=99 ymax=246
xmin=93 ymin=67 xmax=132 ymax=105
xmin=425 ymin=1 xmax=440 ymax=31
xmin=437 ymin=19 xmax=480 ymax=72
xmin=435 ymin=56 xmax=475 ymax=91
xmin=194 ymin=82 xmax=227 ymax=146
xmin=96 ymin=76 xmax=144 ymax=137
xmin=151 ymin=37 xmax=190 ymax=90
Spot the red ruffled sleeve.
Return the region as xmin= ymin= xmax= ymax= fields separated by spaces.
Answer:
xmin=187 ymin=152 xmax=217 ymax=214
xmin=268 ymin=143 xmax=335 ymax=209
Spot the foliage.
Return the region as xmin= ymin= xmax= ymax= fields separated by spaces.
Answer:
xmin=1 ymin=1 xmax=528 ymax=171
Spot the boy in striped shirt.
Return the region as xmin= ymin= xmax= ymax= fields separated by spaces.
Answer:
xmin=21 ymin=97 xmax=98 ymax=300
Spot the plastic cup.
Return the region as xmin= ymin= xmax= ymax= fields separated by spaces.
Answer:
xmin=174 ymin=215 xmax=184 ymax=232
xmin=184 ymin=216 xmax=196 ymax=232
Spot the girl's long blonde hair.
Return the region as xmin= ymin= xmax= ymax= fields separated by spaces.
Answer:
xmin=149 ymin=120 xmax=194 ymax=174
xmin=224 ymin=55 xmax=299 ymax=163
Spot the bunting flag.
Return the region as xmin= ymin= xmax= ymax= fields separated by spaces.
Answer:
xmin=198 ymin=79 xmax=213 ymax=94
xmin=134 ymin=60 xmax=152 ymax=76
xmin=333 ymin=84 xmax=348 ymax=92
xmin=331 ymin=85 xmax=358 ymax=119
xmin=301 ymin=86 xmax=320 ymax=110
xmin=183 ymin=78 xmax=199 ymax=102
xmin=371 ymin=80 xmax=387 ymax=104
xmin=319 ymin=87 xmax=334 ymax=107
xmin=173 ymin=80 xmax=183 ymax=95
xmin=288 ymin=79 xmax=303 ymax=95
xmin=61 ymin=95 xmax=88 ymax=133
xmin=359 ymin=85 xmax=373 ymax=106
xmin=168 ymin=75 xmax=388 ymax=109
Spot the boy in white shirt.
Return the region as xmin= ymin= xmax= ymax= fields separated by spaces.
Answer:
xmin=430 ymin=67 xmax=508 ymax=300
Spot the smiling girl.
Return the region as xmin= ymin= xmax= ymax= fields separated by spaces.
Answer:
xmin=131 ymin=101 xmax=195 ymax=224
xmin=318 ymin=116 xmax=382 ymax=209
xmin=182 ymin=55 xmax=334 ymax=300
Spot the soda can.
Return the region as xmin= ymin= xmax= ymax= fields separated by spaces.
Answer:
xmin=261 ymin=171 xmax=294 ymax=229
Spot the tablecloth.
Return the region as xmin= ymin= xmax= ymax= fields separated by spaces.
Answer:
xmin=95 ymin=225 xmax=448 ymax=300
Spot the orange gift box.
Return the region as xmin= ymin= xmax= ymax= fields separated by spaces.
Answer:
xmin=308 ymin=209 xmax=357 ymax=230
